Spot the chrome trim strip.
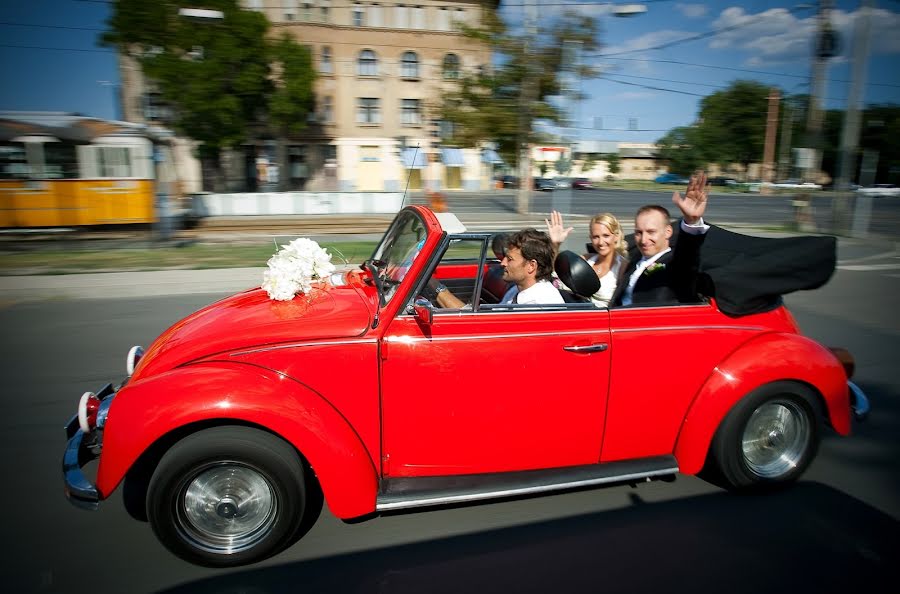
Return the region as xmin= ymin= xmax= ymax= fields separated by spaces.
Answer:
xmin=376 ymin=465 xmax=679 ymax=512
xmin=385 ymin=329 xmax=608 ymax=343
xmin=848 ymin=381 xmax=870 ymax=421
xmin=612 ymin=325 xmax=765 ymax=334
xmin=230 ymin=338 xmax=378 ymax=357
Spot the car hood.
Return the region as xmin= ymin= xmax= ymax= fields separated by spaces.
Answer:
xmin=132 ymin=283 xmax=372 ymax=380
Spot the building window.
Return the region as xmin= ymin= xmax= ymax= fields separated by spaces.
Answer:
xmin=400 ymin=51 xmax=419 ymax=79
xmin=358 ymin=49 xmax=378 ymax=76
xmin=283 ymin=0 xmax=297 ymax=20
xmin=244 ymin=0 xmax=263 ymax=11
xmin=437 ymin=7 xmax=450 ymax=31
xmin=321 ymin=96 xmax=333 ymax=123
xmin=97 ymin=146 xmax=133 ymax=178
xmin=320 ymin=46 xmax=332 ymax=74
xmin=395 ymin=4 xmax=408 ymax=28
xmin=319 ymin=1 xmax=330 ymax=23
xmin=360 ymin=146 xmax=380 ymax=162
xmin=370 ymin=3 xmax=383 ymax=27
xmin=443 ymin=53 xmax=460 ymax=79
xmin=357 ymin=98 xmax=381 ymax=124
xmin=142 ymin=92 xmax=172 ymax=122
xmin=352 ymin=3 xmax=365 ymax=27
xmin=401 ymin=99 xmax=422 ymax=126
xmin=455 ymin=8 xmax=466 ymax=30
xmin=301 ymin=2 xmax=312 ymax=21
xmin=411 ymin=5 xmax=424 ymax=29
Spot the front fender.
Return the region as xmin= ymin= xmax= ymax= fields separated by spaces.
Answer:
xmin=674 ymin=332 xmax=850 ymax=475
xmin=97 ymin=362 xmax=378 ymax=519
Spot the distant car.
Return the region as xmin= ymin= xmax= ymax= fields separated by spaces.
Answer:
xmin=857 ymin=184 xmax=900 ymax=197
xmin=708 ymin=176 xmax=736 ymax=186
xmin=499 ymin=175 xmax=519 ymax=189
xmin=534 ymin=177 xmax=555 ymax=191
xmin=554 ymin=177 xmax=572 ymax=190
xmin=572 ymin=177 xmax=593 ymax=190
xmin=771 ymin=180 xmax=822 ymax=190
xmin=654 ymin=173 xmax=690 ymax=184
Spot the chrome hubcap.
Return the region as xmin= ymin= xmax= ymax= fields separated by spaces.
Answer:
xmin=177 ymin=463 xmax=277 ymax=554
xmin=741 ymin=400 xmax=810 ymax=478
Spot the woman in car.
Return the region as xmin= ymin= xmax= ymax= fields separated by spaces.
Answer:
xmin=545 ymin=210 xmax=627 ymax=307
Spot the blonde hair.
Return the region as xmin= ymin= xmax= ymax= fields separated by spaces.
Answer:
xmin=589 ymin=213 xmax=627 ymax=257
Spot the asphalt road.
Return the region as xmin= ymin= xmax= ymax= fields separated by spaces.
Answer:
xmin=3 ymin=239 xmax=899 ymax=594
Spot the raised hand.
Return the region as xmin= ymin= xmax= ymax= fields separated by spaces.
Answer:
xmin=672 ymin=170 xmax=709 ymax=225
xmin=544 ymin=210 xmax=574 ymax=247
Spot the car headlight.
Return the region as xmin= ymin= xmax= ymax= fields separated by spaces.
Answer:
xmin=126 ymin=345 xmax=144 ymax=376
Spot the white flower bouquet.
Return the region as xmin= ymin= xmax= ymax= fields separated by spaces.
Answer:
xmin=262 ymin=238 xmax=336 ymax=301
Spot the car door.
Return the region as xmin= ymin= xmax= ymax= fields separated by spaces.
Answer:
xmin=380 ymin=307 xmax=611 ymax=478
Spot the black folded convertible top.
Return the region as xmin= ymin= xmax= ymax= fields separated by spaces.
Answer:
xmin=611 ymin=224 xmax=837 ymax=317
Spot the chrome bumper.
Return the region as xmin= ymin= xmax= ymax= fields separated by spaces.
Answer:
xmin=62 ymin=383 xmax=114 ymax=510
xmin=848 ymin=381 xmax=870 ymax=422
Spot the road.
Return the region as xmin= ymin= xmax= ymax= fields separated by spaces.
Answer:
xmin=3 ymin=236 xmax=899 ymax=593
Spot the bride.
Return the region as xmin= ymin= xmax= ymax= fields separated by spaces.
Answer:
xmin=545 ymin=210 xmax=627 ymax=307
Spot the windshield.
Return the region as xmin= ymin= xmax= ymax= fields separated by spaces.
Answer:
xmin=369 ymin=210 xmax=430 ymax=305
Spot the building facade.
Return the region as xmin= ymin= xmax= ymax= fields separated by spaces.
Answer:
xmin=119 ymin=0 xmax=500 ymax=194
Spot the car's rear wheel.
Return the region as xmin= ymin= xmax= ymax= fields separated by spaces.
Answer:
xmin=147 ymin=426 xmax=308 ymax=567
xmin=705 ymin=382 xmax=822 ymax=491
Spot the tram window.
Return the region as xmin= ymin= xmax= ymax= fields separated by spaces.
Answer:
xmin=0 ymin=143 xmax=30 ymax=179
xmin=97 ymin=147 xmax=132 ymax=177
xmin=43 ymin=143 xmax=79 ymax=179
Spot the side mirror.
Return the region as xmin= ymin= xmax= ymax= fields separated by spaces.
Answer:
xmin=413 ymin=297 xmax=434 ymax=326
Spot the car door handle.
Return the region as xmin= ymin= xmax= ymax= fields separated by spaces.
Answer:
xmin=563 ymin=343 xmax=609 ymax=353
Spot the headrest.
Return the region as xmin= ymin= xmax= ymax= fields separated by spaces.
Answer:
xmin=554 ymin=251 xmax=601 ymax=298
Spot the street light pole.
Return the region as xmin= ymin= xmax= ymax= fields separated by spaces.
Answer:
xmin=516 ymin=0 xmax=538 ymax=215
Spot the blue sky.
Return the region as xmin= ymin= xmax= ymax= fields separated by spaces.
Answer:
xmin=1 ymin=0 xmax=899 ymax=144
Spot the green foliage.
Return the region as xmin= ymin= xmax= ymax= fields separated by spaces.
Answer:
xmin=656 ymin=127 xmax=703 ymax=175
xmin=605 ymin=152 xmax=621 ymax=175
xmin=440 ymin=10 xmax=600 ymax=164
xmin=555 ymin=156 xmax=571 ymax=175
xmin=580 ymin=153 xmax=596 ymax=173
xmin=102 ymin=1 xmax=315 ymax=159
xmin=538 ymin=161 xmax=549 ymax=176
xmin=693 ymin=80 xmax=771 ymax=169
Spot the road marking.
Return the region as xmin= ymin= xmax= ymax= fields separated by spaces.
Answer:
xmin=837 ymin=263 xmax=900 ymax=271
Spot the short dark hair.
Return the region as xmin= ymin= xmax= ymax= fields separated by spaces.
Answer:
xmin=491 ymin=233 xmax=508 ymax=258
xmin=636 ymin=204 xmax=672 ymax=223
xmin=506 ymin=228 xmax=555 ymax=281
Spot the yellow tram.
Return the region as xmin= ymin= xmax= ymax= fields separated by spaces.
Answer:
xmin=0 ymin=112 xmax=170 ymax=228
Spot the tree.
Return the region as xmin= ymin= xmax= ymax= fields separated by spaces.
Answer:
xmin=692 ymin=80 xmax=771 ymax=173
xmin=102 ymin=0 xmax=315 ymax=190
xmin=605 ymin=153 xmax=621 ymax=177
xmin=555 ymin=156 xmax=572 ymax=175
xmin=580 ymin=153 xmax=596 ymax=174
xmin=439 ymin=10 xmax=601 ymax=169
xmin=538 ymin=161 xmax=549 ymax=176
xmin=656 ymin=127 xmax=703 ymax=176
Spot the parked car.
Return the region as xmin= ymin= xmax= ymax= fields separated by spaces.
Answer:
xmin=654 ymin=173 xmax=690 ymax=184
xmin=533 ymin=177 xmax=555 ymax=191
xmin=498 ymin=174 xmax=519 ymax=189
xmin=553 ymin=177 xmax=572 ymax=189
xmin=857 ymin=184 xmax=900 ymax=197
xmin=708 ymin=176 xmax=736 ymax=186
xmin=572 ymin=177 xmax=593 ymax=190
xmin=62 ymin=206 xmax=868 ymax=567
xmin=771 ymin=180 xmax=823 ymax=190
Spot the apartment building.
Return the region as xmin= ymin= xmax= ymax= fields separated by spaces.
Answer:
xmin=119 ymin=0 xmax=500 ymax=194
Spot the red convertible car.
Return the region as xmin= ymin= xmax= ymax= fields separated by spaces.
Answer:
xmin=63 ymin=206 xmax=868 ymax=567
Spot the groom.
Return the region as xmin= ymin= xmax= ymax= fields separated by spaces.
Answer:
xmin=611 ymin=170 xmax=710 ymax=307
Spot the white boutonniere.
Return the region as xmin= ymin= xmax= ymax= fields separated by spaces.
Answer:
xmin=644 ymin=262 xmax=666 ymax=276
xmin=262 ymin=238 xmax=335 ymax=301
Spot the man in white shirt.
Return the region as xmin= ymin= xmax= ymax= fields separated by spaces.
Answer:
xmin=431 ymin=228 xmax=563 ymax=307
xmin=612 ymin=170 xmax=711 ymax=307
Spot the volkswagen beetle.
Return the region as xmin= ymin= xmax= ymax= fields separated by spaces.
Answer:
xmin=62 ymin=205 xmax=868 ymax=567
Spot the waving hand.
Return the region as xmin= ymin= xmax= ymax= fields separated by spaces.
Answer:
xmin=544 ymin=210 xmax=574 ymax=248
xmin=672 ymin=170 xmax=709 ymax=225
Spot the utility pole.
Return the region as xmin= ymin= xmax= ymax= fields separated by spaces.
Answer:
xmin=760 ymin=88 xmax=780 ymax=194
xmin=516 ymin=0 xmax=538 ymax=214
xmin=803 ymin=0 xmax=837 ymax=184
xmin=835 ymin=0 xmax=875 ymax=236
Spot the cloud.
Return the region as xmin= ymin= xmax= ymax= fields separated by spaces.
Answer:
xmin=710 ymin=5 xmax=900 ymax=67
xmin=675 ymin=3 xmax=707 ymax=19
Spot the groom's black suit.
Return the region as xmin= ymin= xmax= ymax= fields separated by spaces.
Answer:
xmin=611 ymin=224 xmax=706 ymax=307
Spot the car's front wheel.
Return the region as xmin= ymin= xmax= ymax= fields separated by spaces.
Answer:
xmin=146 ymin=426 xmax=309 ymax=567
xmin=705 ymin=382 xmax=822 ymax=491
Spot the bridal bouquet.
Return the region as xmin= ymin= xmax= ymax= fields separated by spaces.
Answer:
xmin=262 ymin=238 xmax=336 ymax=301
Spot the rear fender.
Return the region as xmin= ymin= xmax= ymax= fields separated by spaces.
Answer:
xmin=674 ymin=332 xmax=850 ymax=475
xmin=97 ymin=362 xmax=377 ymax=519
